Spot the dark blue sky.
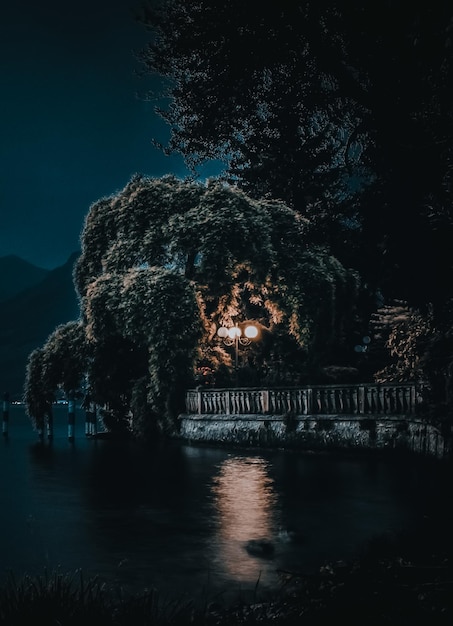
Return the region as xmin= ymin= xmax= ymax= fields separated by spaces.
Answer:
xmin=0 ymin=0 xmax=217 ymax=269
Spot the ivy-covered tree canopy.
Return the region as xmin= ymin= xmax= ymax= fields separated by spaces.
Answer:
xmin=45 ymin=175 xmax=356 ymax=435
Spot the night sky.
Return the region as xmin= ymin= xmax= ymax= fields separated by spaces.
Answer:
xmin=1 ymin=0 xmax=215 ymax=270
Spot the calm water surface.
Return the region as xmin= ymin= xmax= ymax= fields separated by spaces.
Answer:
xmin=0 ymin=405 xmax=451 ymax=604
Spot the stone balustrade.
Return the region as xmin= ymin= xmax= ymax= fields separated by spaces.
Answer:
xmin=185 ymin=383 xmax=423 ymax=417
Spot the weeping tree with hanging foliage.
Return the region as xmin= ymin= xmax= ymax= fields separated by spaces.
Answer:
xmin=24 ymin=321 xmax=87 ymax=432
xmin=74 ymin=175 xmax=359 ymax=431
xmin=26 ymin=175 xmax=360 ymax=439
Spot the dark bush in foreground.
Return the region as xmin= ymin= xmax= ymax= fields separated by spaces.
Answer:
xmin=1 ymin=528 xmax=452 ymax=625
xmin=0 ymin=569 xmax=196 ymax=625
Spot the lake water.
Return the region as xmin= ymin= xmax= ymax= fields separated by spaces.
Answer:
xmin=0 ymin=404 xmax=451 ymax=605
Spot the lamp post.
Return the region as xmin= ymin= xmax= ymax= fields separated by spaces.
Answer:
xmin=217 ymin=323 xmax=259 ymax=386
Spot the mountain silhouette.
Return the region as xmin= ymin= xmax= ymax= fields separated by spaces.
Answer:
xmin=0 ymin=255 xmax=49 ymax=302
xmin=0 ymin=252 xmax=81 ymax=400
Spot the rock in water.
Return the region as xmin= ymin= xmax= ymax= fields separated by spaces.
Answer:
xmin=245 ymin=538 xmax=275 ymax=558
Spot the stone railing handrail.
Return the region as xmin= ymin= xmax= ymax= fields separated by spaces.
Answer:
xmin=185 ymin=383 xmax=424 ymax=417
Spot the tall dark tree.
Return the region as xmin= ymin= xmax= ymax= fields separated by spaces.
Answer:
xmin=137 ymin=0 xmax=453 ymax=318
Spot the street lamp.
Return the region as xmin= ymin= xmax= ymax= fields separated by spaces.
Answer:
xmin=217 ymin=323 xmax=259 ymax=385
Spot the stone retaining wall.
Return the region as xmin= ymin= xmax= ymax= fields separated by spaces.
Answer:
xmin=177 ymin=413 xmax=451 ymax=460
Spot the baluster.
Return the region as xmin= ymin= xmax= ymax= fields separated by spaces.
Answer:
xmin=268 ymin=390 xmax=274 ymax=413
xmin=358 ymin=386 xmax=365 ymax=414
xmin=346 ymin=387 xmax=353 ymax=413
xmin=343 ymin=388 xmax=350 ymax=413
xmin=296 ymin=390 xmax=301 ymax=414
xmin=275 ymin=391 xmax=281 ymax=414
xmin=349 ymin=387 xmax=356 ymax=413
xmin=365 ymin=387 xmax=372 ymax=414
xmin=341 ymin=388 xmax=349 ymax=413
xmin=411 ymin=385 xmax=417 ymax=414
xmin=258 ymin=391 xmax=263 ymax=412
xmin=299 ymin=389 xmax=305 ymax=413
xmin=333 ymin=388 xmax=341 ymax=414
xmin=281 ymin=390 xmax=287 ymax=413
xmin=328 ymin=389 xmax=335 ymax=414
xmin=377 ymin=387 xmax=384 ymax=413
xmin=404 ymin=386 xmax=410 ymax=413
xmin=315 ymin=389 xmax=321 ymax=413
xmin=389 ymin=388 xmax=395 ymax=414
xmin=335 ymin=388 xmax=343 ymax=413
xmin=321 ymin=389 xmax=328 ymax=413
xmin=233 ymin=391 xmax=239 ymax=413
xmin=324 ymin=388 xmax=330 ymax=413
xmin=351 ymin=388 xmax=358 ymax=414
xmin=279 ymin=390 xmax=285 ymax=413
xmin=245 ymin=391 xmax=251 ymax=413
xmin=288 ymin=390 xmax=293 ymax=413
xmin=371 ymin=387 xmax=377 ymax=414
xmin=300 ymin=389 xmax=306 ymax=414
xmin=394 ymin=387 xmax=401 ymax=413
xmin=383 ymin=388 xmax=389 ymax=414
xmin=285 ymin=390 xmax=291 ymax=413
xmin=306 ymin=388 xmax=313 ymax=414
xmin=260 ymin=390 xmax=266 ymax=413
xmin=291 ymin=389 xmax=300 ymax=415
xmin=280 ymin=390 xmax=285 ymax=413
xmin=228 ymin=391 xmax=234 ymax=413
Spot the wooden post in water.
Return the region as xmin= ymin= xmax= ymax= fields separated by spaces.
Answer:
xmin=85 ymin=402 xmax=97 ymax=436
xmin=46 ymin=408 xmax=54 ymax=441
xmin=84 ymin=401 xmax=90 ymax=436
xmin=2 ymin=392 xmax=9 ymax=437
xmin=68 ymin=393 xmax=75 ymax=442
xmin=82 ymin=393 xmax=97 ymax=437
xmin=90 ymin=405 xmax=97 ymax=436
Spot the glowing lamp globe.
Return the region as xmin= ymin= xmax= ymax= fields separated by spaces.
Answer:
xmin=228 ymin=326 xmax=241 ymax=339
xmin=244 ymin=325 xmax=258 ymax=339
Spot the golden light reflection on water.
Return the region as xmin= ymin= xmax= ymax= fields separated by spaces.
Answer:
xmin=210 ymin=456 xmax=279 ymax=582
